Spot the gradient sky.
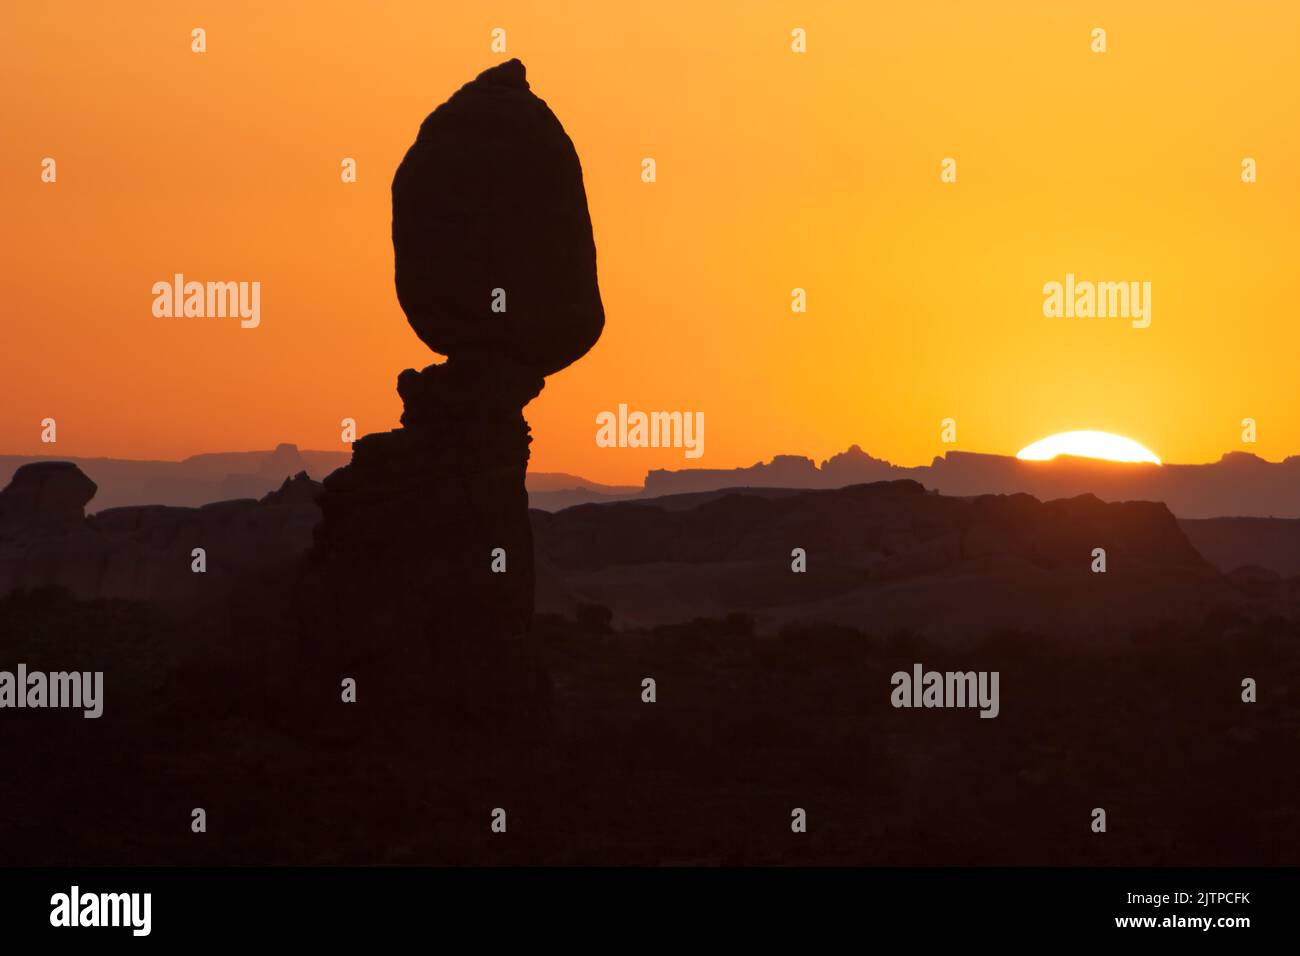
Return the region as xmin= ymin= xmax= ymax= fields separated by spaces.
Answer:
xmin=2 ymin=1 xmax=1297 ymax=484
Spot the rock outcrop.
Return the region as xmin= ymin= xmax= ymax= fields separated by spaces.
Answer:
xmin=0 ymin=466 xmax=322 ymax=602
xmin=314 ymin=60 xmax=604 ymax=738
xmin=641 ymin=446 xmax=1300 ymax=519
xmin=0 ymin=445 xmax=350 ymax=512
xmin=532 ymin=481 xmax=1237 ymax=637
xmin=0 ymin=461 xmax=97 ymax=528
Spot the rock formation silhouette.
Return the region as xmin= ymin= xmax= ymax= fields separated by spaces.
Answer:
xmin=314 ymin=59 xmax=604 ymax=739
xmin=532 ymin=482 xmax=1240 ymax=636
xmin=643 ymin=446 xmax=1300 ymax=518
xmin=0 ymin=461 xmax=96 ymax=529
xmin=0 ymin=463 xmax=323 ymax=602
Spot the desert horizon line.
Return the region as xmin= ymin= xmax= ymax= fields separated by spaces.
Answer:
xmin=3 ymin=441 xmax=1296 ymax=476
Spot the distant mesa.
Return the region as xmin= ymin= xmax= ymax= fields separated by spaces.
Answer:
xmin=6 ymin=442 xmax=1300 ymax=521
xmin=256 ymin=442 xmax=308 ymax=477
xmin=4 ymin=439 xmax=1300 ymax=522
xmin=639 ymin=446 xmax=1300 ymax=520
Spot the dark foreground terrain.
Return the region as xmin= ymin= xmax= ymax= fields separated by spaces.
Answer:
xmin=2 ymin=586 xmax=1295 ymax=866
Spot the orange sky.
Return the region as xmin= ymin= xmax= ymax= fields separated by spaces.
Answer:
xmin=2 ymin=1 xmax=1297 ymax=484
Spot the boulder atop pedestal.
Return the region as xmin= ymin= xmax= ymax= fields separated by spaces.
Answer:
xmin=392 ymin=58 xmax=604 ymax=376
xmin=314 ymin=60 xmax=604 ymax=745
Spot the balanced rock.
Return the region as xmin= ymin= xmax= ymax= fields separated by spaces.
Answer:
xmin=315 ymin=60 xmax=604 ymax=742
xmin=392 ymin=58 xmax=604 ymax=376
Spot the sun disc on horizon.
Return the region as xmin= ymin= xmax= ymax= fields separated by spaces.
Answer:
xmin=1015 ymin=430 xmax=1161 ymax=465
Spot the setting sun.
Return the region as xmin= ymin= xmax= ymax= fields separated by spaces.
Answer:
xmin=1015 ymin=431 xmax=1162 ymax=465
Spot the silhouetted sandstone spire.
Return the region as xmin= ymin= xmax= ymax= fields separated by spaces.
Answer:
xmin=314 ymin=60 xmax=604 ymax=740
